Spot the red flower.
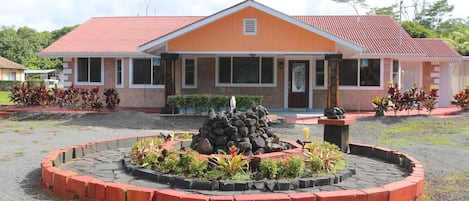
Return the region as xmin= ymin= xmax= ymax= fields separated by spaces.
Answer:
xmin=229 ymin=145 xmax=238 ymax=158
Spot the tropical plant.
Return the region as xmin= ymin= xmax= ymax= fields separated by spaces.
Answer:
xmin=454 ymin=85 xmax=469 ymax=111
xmin=9 ymin=83 xmax=53 ymax=106
xmin=210 ymin=146 xmax=249 ymax=178
xmin=371 ymin=96 xmax=389 ymax=117
xmin=304 ymin=142 xmax=344 ymax=175
xmin=424 ymin=88 xmax=439 ymax=114
xmin=104 ymin=88 xmax=120 ymax=110
xmin=180 ymin=150 xmax=208 ymax=177
xmin=159 ymin=149 xmax=182 ymax=174
xmin=130 ymin=138 xmax=164 ymax=168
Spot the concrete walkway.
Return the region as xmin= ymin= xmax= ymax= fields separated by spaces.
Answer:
xmin=268 ymin=105 xmax=462 ymax=124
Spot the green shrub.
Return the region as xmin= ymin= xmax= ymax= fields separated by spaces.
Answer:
xmin=209 ymin=95 xmax=229 ymax=112
xmin=0 ymin=80 xmax=22 ymax=91
xmin=180 ymin=150 xmax=208 ymax=177
xmin=259 ymin=155 xmax=306 ymax=180
xmin=159 ymin=149 xmax=182 ymax=174
xmin=258 ymin=158 xmax=279 ymax=179
xmin=166 ymin=94 xmax=263 ymax=113
xmin=283 ymin=155 xmax=306 ymax=178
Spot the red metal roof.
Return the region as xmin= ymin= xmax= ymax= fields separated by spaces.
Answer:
xmin=39 ymin=16 xmax=203 ymax=56
xmin=294 ymin=15 xmax=425 ymax=55
xmin=40 ymin=14 xmax=460 ymax=60
xmin=414 ymin=38 xmax=461 ymax=58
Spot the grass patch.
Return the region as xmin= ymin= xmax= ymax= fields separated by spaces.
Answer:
xmin=40 ymin=149 xmax=49 ymax=153
xmin=424 ymin=170 xmax=469 ymax=200
xmin=0 ymin=91 xmax=11 ymax=104
xmin=14 ymin=148 xmax=25 ymax=157
xmin=377 ymin=120 xmax=469 ymax=149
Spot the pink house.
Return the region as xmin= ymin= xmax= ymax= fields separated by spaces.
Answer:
xmin=39 ymin=0 xmax=461 ymax=111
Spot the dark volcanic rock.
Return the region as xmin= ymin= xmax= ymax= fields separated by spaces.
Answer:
xmin=190 ymin=106 xmax=287 ymax=155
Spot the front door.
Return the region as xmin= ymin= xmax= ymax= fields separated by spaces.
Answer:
xmin=288 ymin=60 xmax=309 ymax=108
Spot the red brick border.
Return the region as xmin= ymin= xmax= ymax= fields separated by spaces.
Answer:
xmin=40 ymin=133 xmax=424 ymax=201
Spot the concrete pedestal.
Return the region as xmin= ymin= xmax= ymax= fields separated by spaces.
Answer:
xmin=318 ymin=117 xmax=356 ymax=153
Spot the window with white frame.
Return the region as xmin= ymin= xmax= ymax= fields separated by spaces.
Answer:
xmin=116 ymin=58 xmax=123 ymax=87
xmin=5 ymin=71 xmax=16 ymax=81
xmin=339 ymin=59 xmax=381 ymax=87
xmin=183 ymin=58 xmax=197 ymax=88
xmin=217 ymin=57 xmax=274 ymax=85
xmin=315 ymin=60 xmax=325 ymax=87
xmin=392 ymin=60 xmax=400 ymax=85
xmin=131 ymin=58 xmax=164 ymax=86
xmin=77 ymin=58 xmax=102 ymax=83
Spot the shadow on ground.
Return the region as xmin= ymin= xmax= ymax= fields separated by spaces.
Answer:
xmin=21 ymin=168 xmax=57 ymax=201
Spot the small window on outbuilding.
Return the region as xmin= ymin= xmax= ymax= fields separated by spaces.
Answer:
xmin=244 ymin=18 xmax=257 ymax=35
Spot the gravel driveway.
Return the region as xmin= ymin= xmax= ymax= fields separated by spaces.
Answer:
xmin=0 ymin=110 xmax=467 ymax=200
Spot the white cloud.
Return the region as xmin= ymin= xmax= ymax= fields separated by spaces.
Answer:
xmin=0 ymin=0 xmax=466 ymax=31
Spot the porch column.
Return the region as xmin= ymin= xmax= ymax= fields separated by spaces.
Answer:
xmin=325 ymin=54 xmax=342 ymax=109
xmin=439 ymin=62 xmax=450 ymax=107
xmin=161 ymin=53 xmax=179 ymax=103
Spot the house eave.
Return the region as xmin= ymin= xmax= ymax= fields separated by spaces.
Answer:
xmin=37 ymin=52 xmax=155 ymax=58
xmin=166 ymin=50 xmax=339 ymax=56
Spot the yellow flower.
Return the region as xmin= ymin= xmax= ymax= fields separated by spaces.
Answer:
xmin=303 ymin=127 xmax=310 ymax=141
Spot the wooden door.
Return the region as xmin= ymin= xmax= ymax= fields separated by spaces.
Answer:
xmin=288 ymin=60 xmax=309 ymax=108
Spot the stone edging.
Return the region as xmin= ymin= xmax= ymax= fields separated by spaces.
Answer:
xmin=40 ymin=133 xmax=425 ymax=201
xmin=123 ymin=158 xmax=356 ymax=191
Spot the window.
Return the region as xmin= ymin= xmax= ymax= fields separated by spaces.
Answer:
xmin=339 ymin=59 xmax=381 ymax=87
xmin=76 ymin=58 xmax=102 ymax=84
xmin=5 ymin=72 xmax=16 ymax=81
xmin=217 ymin=57 xmax=275 ymax=86
xmin=392 ymin=60 xmax=400 ymax=85
xmin=131 ymin=58 xmax=164 ymax=87
xmin=339 ymin=59 xmax=358 ymax=86
xmin=244 ymin=18 xmax=257 ymax=35
xmin=183 ymin=58 xmax=197 ymax=88
xmin=360 ymin=59 xmax=380 ymax=86
xmin=116 ymin=59 xmax=123 ymax=87
xmin=315 ymin=60 xmax=325 ymax=87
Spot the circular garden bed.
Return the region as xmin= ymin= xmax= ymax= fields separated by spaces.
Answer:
xmin=40 ymin=132 xmax=425 ymax=201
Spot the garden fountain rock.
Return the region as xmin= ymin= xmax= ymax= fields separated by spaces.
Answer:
xmin=191 ymin=105 xmax=289 ymax=155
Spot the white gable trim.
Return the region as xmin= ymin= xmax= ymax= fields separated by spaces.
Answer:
xmin=138 ymin=0 xmax=365 ymax=53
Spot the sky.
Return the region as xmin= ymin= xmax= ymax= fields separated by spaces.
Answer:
xmin=0 ymin=0 xmax=467 ymax=31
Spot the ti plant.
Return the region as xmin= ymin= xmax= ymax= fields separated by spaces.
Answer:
xmin=130 ymin=138 xmax=164 ymax=169
xmin=371 ymin=96 xmax=389 ymax=117
xmin=304 ymin=142 xmax=344 ymax=175
xmin=454 ymin=86 xmax=469 ymax=111
xmin=210 ymin=145 xmax=248 ymax=178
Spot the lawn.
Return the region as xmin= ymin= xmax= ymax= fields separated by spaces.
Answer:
xmin=0 ymin=91 xmax=12 ymax=104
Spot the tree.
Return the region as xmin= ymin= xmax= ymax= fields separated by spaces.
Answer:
xmin=414 ymin=0 xmax=454 ymax=30
xmin=442 ymin=29 xmax=469 ymax=56
xmin=51 ymin=25 xmax=78 ymax=41
xmin=0 ymin=25 xmax=76 ymax=70
xmin=401 ymin=21 xmax=436 ymax=38
xmin=368 ymin=4 xmax=399 ymax=21
xmin=331 ymin=0 xmax=368 ymax=15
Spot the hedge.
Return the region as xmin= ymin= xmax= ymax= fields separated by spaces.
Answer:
xmin=0 ymin=80 xmax=22 ymax=91
xmin=167 ymin=94 xmax=263 ymax=114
